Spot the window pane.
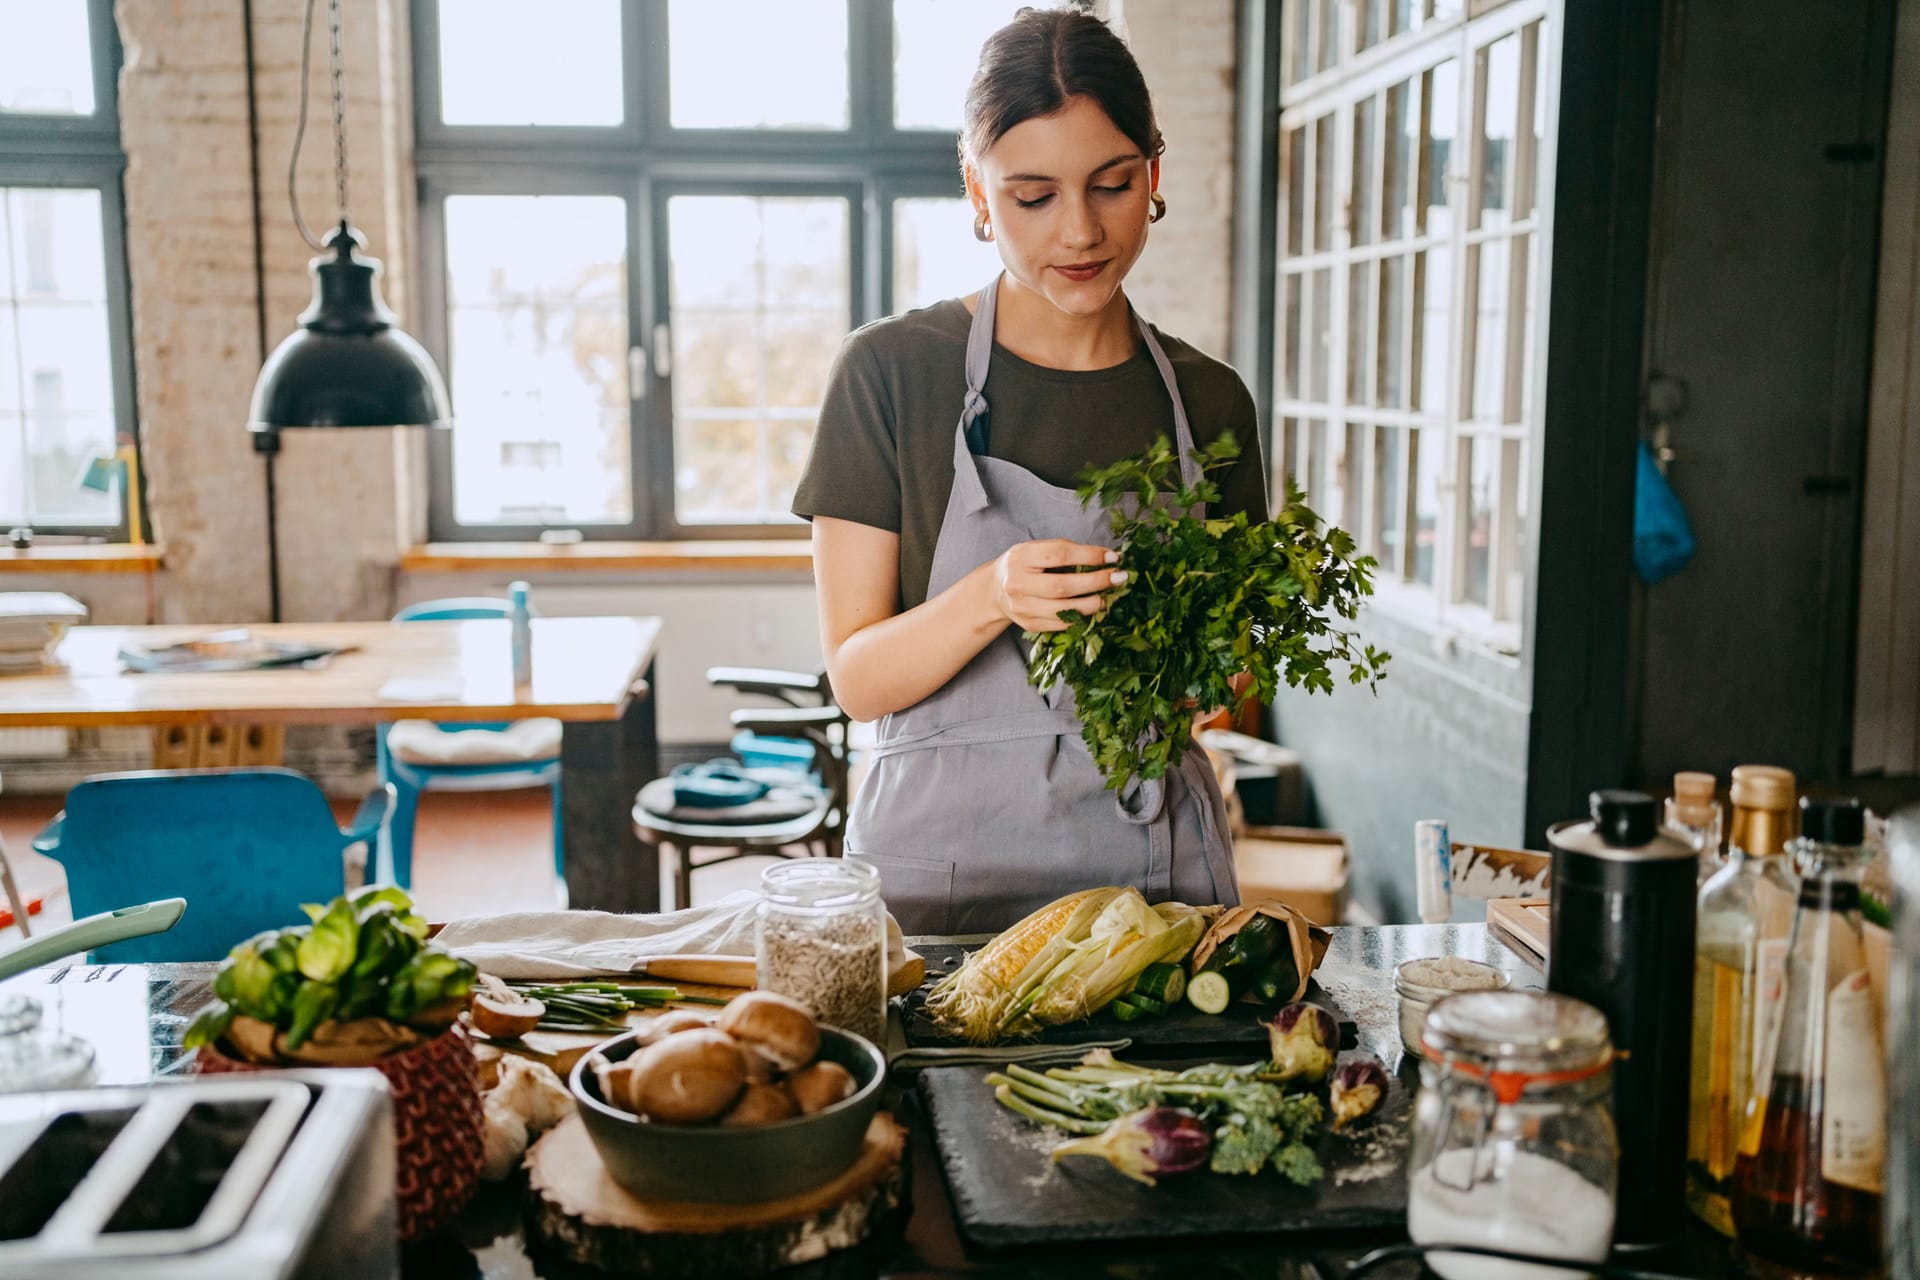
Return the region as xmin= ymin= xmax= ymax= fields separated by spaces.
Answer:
xmin=1346 ymin=260 xmax=1371 ymax=403
xmin=671 ymin=1 xmax=848 ymax=129
xmin=1305 ymin=418 xmax=1329 ymax=508
xmin=1281 ymin=272 xmax=1303 ymax=401
xmin=1287 ymin=0 xmax=1311 ymax=88
xmin=1521 ymin=232 xmax=1538 ymax=417
xmin=1471 ymin=241 xmax=1509 ymax=421
xmin=1463 ymin=434 xmax=1497 ymax=607
xmin=892 ymin=197 xmax=1000 ymax=313
xmin=669 ymin=195 xmax=850 ymax=523
xmin=1307 ymin=267 xmax=1331 ymax=402
xmin=1285 ymin=127 xmax=1307 ymax=256
xmin=1377 ymin=254 xmax=1405 ymax=409
xmin=1316 ymin=0 xmax=1339 ymax=73
xmin=1313 ymin=115 xmax=1334 ymax=253
xmin=1358 ymin=0 xmax=1386 ymax=52
xmin=1382 ymin=78 xmax=1413 ymax=242
xmin=1352 ymin=93 xmax=1378 ymax=247
xmin=893 ymin=1 xmax=1034 ymax=131
xmin=1423 ymin=60 xmax=1458 ymax=237
xmin=1276 ymin=416 xmax=1299 ymax=500
xmin=1 ymin=189 xmax=116 ymax=526
xmin=1412 ymin=426 xmax=1440 ymax=586
xmin=1477 ymin=33 xmax=1520 ymax=232
xmin=1374 ymin=426 xmax=1405 ymax=574
xmin=1339 ymin=422 xmax=1364 ymax=528
xmin=0 ymin=3 xmax=94 ymax=115
xmin=1509 ymin=438 xmax=1529 ymax=619
xmin=438 ymin=0 xmax=622 ymax=127
xmin=1416 ymin=243 xmax=1450 ymax=413
xmin=443 ymin=196 xmax=630 ymax=527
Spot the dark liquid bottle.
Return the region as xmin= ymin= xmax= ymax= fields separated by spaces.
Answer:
xmin=1731 ymin=797 xmax=1885 ymax=1280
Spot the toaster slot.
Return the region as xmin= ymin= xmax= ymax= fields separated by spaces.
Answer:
xmin=101 ymin=1098 xmax=271 ymax=1234
xmin=0 ymin=1108 xmax=139 ymax=1242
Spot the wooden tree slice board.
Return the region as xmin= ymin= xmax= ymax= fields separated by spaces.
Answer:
xmin=526 ymin=1113 xmax=909 ymax=1277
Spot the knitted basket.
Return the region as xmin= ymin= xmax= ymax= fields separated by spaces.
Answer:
xmin=194 ymin=1021 xmax=484 ymax=1242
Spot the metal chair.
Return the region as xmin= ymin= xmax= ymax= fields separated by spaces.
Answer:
xmin=632 ymin=668 xmax=850 ymax=911
xmin=31 ymin=767 xmax=391 ymax=963
xmin=376 ymin=597 xmax=563 ymax=895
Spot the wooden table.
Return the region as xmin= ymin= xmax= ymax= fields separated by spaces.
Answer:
xmin=0 ymin=617 xmax=666 ymax=912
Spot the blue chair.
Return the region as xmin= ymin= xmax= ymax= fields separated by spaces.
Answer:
xmin=31 ymin=767 xmax=392 ymax=964
xmin=376 ymin=597 xmax=564 ymax=895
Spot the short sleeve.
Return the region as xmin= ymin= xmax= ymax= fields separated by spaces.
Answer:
xmin=790 ymin=332 xmax=901 ymax=533
xmin=1219 ymin=376 xmax=1270 ymax=521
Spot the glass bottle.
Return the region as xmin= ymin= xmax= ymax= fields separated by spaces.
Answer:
xmin=1667 ymin=770 xmax=1726 ymax=883
xmin=1408 ymin=990 xmax=1618 ymax=1280
xmin=1733 ymin=796 xmax=1884 ymax=1279
xmin=755 ymin=860 xmax=888 ymax=1047
xmin=1687 ymin=763 xmax=1799 ymax=1236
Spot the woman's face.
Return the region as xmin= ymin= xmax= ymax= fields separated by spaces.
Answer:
xmin=966 ymin=94 xmax=1158 ymax=320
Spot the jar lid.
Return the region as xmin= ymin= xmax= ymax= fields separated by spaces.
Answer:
xmin=1548 ymin=789 xmax=1696 ymax=863
xmin=1421 ymin=990 xmax=1613 ymax=1096
xmin=759 ymin=859 xmax=880 ymax=909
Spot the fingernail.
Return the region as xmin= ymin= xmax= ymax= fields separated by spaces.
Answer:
xmin=1104 ymin=550 xmax=1119 ymax=563
xmin=1110 ymin=570 xmax=1129 ymax=585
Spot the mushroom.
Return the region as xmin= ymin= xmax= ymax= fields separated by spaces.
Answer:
xmin=468 ymin=975 xmax=545 ymax=1040
xmin=716 ymin=991 xmax=820 ymax=1072
xmin=785 ymin=1059 xmax=858 ymax=1114
xmin=637 ymin=1008 xmax=713 ymax=1044
xmin=720 ymin=1081 xmax=799 ymax=1127
xmin=630 ymin=1028 xmax=747 ymax=1124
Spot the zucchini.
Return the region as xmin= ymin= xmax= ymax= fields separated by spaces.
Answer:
xmin=1199 ymin=913 xmax=1288 ymax=1004
xmin=1251 ymin=952 xmax=1300 ymax=1004
xmin=1187 ymin=970 xmax=1233 ymax=1015
xmin=1132 ymin=962 xmax=1187 ymax=1005
xmin=1124 ymin=991 xmax=1170 ymax=1017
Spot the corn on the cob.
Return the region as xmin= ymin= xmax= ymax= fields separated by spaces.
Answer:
xmin=924 ymin=887 xmax=1120 ymax=1043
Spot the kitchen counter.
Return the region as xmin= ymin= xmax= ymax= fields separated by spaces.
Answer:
xmin=8 ymin=924 xmax=1734 ymax=1279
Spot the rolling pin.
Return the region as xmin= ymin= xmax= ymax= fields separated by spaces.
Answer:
xmin=630 ymin=951 xmax=927 ymax=998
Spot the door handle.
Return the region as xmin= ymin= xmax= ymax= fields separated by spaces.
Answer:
xmin=1650 ymin=421 xmax=1695 ymax=475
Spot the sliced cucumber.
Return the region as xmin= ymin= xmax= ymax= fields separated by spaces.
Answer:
xmin=1187 ymin=970 xmax=1232 ymax=1015
xmin=1112 ymin=997 xmax=1147 ymax=1022
xmin=1124 ymin=991 xmax=1170 ymax=1016
xmin=1132 ymin=962 xmax=1188 ymax=1005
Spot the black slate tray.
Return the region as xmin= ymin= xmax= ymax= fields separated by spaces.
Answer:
xmin=902 ymin=942 xmax=1355 ymax=1052
xmin=917 ymin=1050 xmax=1412 ymax=1250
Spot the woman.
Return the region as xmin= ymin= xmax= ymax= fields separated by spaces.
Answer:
xmin=791 ymin=9 xmax=1266 ymax=936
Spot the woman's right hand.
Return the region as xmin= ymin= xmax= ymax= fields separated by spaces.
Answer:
xmin=984 ymin=540 xmax=1127 ymax=632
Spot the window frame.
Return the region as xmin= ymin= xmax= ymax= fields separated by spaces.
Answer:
xmin=0 ymin=0 xmax=139 ymax=541
xmin=412 ymin=0 xmax=985 ymax=542
xmin=1272 ymin=0 xmax=1553 ymax=655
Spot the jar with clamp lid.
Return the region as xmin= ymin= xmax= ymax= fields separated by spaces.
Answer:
xmin=755 ymin=860 xmax=887 ymax=1048
xmin=1408 ymin=989 xmax=1619 ymax=1280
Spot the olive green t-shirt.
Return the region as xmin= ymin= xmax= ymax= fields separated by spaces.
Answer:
xmin=791 ymin=297 xmax=1268 ymax=609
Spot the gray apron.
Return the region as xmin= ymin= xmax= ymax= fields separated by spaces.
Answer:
xmin=845 ymin=275 xmax=1239 ymax=936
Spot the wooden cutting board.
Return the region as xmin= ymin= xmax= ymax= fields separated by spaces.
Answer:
xmin=1486 ymin=896 xmax=1551 ymax=966
xmin=918 ymin=1051 xmax=1411 ymax=1249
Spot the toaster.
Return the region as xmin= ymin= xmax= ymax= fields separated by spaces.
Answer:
xmin=0 ymin=1069 xmax=397 ymax=1278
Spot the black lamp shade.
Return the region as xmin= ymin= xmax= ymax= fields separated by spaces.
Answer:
xmin=248 ymin=225 xmax=451 ymax=433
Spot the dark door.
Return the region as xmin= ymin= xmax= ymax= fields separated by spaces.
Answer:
xmin=1632 ymin=0 xmax=1895 ymax=785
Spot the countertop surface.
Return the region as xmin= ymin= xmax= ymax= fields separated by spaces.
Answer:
xmin=4 ymin=923 xmax=1733 ymax=1279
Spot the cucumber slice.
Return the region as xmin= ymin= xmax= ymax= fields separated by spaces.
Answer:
xmin=1112 ymin=997 xmax=1146 ymax=1022
xmin=1187 ymin=970 xmax=1232 ymax=1015
xmin=1125 ymin=991 xmax=1170 ymax=1016
xmin=1132 ymin=962 xmax=1188 ymax=1005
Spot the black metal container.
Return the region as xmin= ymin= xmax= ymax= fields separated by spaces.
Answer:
xmin=1548 ymin=789 xmax=1698 ymax=1252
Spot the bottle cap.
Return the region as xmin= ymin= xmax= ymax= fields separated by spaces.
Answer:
xmin=1672 ymin=771 xmax=1716 ymax=802
xmin=1590 ymin=789 xmax=1658 ymax=846
xmin=1799 ymin=795 xmax=1865 ymax=847
xmin=1730 ymin=764 xmax=1795 ymax=811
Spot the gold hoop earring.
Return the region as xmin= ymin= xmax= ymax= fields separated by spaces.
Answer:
xmin=1149 ymin=192 xmax=1167 ymax=224
xmin=973 ymin=208 xmax=993 ymax=242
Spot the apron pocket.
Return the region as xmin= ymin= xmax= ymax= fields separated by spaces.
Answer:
xmin=848 ymin=851 xmax=955 ymax=938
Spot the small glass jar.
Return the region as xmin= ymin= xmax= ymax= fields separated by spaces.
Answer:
xmin=755 ymin=860 xmax=887 ymax=1048
xmin=1408 ymin=990 xmax=1619 ymax=1280
xmin=0 ymin=994 xmax=95 ymax=1094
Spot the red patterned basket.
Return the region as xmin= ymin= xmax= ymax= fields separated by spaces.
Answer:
xmin=194 ymin=1021 xmax=484 ymax=1242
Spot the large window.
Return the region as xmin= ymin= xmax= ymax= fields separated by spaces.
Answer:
xmin=0 ymin=0 xmax=136 ymax=540
xmin=1274 ymin=0 xmax=1552 ymax=651
xmin=415 ymin=0 xmax=1023 ymax=541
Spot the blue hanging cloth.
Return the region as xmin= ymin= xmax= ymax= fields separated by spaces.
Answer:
xmin=1633 ymin=438 xmax=1696 ymax=584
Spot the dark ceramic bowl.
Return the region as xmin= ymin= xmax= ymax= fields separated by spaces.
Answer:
xmin=569 ymin=1025 xmax=887 ymax=1203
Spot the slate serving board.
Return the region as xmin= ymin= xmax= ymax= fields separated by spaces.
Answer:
xmin=902 ymin=942 xmax=1355 ymax=1052
xmin=917 ymin=1051 xmax=1412 ymax=1249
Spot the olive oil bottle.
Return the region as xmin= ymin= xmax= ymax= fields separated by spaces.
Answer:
xmin=1686 ymin=764 xmax=1798 ymax=1236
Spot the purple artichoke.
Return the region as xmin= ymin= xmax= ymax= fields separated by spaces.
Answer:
xmin=1050 ymin=1106 xmax=1212 ymax=1186
xmin=1331 ymin=1055 xmax=1389 ymax=1130
xmin=1266 ymin=1002 xmax=1338 ymax=1084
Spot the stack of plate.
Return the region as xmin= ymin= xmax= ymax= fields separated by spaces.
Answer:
xmin=0 ymin=592 xmax=88 ymax=673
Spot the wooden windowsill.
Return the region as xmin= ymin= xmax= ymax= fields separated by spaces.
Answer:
xmin=403 ymin=539 xmax=813 ymax=575
xmin=0 ymin=543 xmax=164 ymax=574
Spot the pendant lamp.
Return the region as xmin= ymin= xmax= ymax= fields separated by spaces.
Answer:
xmin=247 ymin=0 xmax=450 ymax=448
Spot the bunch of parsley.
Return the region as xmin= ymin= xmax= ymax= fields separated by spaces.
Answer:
xmin=1027 ymin=432 xmax=1388 ymax=790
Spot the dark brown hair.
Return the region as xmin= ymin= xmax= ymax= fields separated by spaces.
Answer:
xmin=960 ymin=7 xmax=1164 ymax=168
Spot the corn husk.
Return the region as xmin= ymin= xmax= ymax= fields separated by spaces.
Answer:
xmin=925 ymin=887 xmax=1216 ymax=1043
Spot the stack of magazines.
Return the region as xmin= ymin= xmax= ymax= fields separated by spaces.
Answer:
xmin=0 ymin=592 xmax=89 ymax=673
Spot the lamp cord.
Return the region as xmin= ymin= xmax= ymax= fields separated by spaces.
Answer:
xmin=288 ymin=0 xmax=350 ymax=251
